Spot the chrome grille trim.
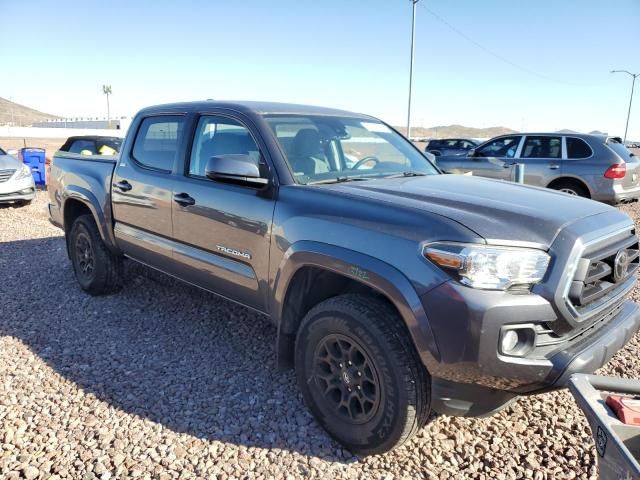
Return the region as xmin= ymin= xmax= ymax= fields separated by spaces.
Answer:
xmin=0 ymin=169 xmax=16 ymax=183
xmin=560 ymin=225 xmax=637 ymax=323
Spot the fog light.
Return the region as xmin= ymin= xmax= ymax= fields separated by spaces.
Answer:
xmin=499 ymin=326 xmax=536 ymax=357
xmin=501 ymin=330 xmax=519 ymax=353
xmin=20 ymin=188 xmax=34 ymax=194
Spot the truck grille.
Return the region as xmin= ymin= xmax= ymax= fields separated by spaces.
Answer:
xmin=568 ymin=234 xmax=639 ymax=314
xmin=0 ymin=169 xmax=16 ymax=183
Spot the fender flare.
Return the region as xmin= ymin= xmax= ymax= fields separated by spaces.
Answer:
xmin=271 ymin=240 xmax=441 ymax=367
xmin=61 ymin=186 xmax=120 ymax=254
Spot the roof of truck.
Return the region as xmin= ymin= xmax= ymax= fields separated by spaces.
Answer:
xmin=136 ymin=100 xmax=374 ymax=119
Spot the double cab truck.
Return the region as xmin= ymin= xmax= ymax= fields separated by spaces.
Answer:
xmin=48 ymin=101 xmax=640 ymax=454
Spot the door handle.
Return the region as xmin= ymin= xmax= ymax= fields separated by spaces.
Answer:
xmin=173 ymin=193 xmax=195 ymax=207
xmin=549 ymin=164 xmax=560 ymax=170
xmin=114 ymin=180 xmax=132 ymax=192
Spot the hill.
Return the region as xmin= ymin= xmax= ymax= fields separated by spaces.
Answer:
xmin=0 ymin=97 xmax=59 ymax=126
xmin=397 ymin=124 xmax=517 ymax=139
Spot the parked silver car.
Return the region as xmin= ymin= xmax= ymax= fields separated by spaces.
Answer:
xmin=435 ymin=133 xmax=640 ymax=204
xmin=0 ymin=148 xmax=36 ymax=205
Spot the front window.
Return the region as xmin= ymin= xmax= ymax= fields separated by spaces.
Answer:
xmin=476 ymin=136 xmax=521 ymax=158
xmin=264 ymin=115 xmax=438 ymax=184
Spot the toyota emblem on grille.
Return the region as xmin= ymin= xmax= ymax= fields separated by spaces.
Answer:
xmin=613 ymin=250 xmax=630 ymax=283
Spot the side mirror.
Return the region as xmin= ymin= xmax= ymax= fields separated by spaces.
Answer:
xmin=467 ymin=149 xmax=476 ymax=158
xmin=7 ymin=149 xmax=18 ymax=156
xmin=205 ymin=154 xmax=269 ymax=187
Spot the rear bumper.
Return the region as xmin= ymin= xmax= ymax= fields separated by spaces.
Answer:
xmin=422 ymin=280 xmax=640 ymax=416
xmin=611 ymin=184 xmax=640 ymax=204
xmin=591 ymin=183 xmax=640 ymax=204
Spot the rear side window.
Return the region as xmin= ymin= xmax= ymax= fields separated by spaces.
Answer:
xmin=132 ymin=116 xmax=185 ymax=171
xmin=566 ymin=137 xmax=592 ymax=159
xmin=521 ymin=136 xmax=561 ymax=159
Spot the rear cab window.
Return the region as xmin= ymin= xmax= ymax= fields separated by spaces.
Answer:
xmin=69 ymin=140 xmax=97 ymax=155
xmin=131 ymin=116 xmax=185 ymax=171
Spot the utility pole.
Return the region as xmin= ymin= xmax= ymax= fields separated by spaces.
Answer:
xmin=102 ymin=84 xmax=112 ymax=127
xmin=611 ymin=70 xmax=639 ymax=144
xmin=406 ymin=0 xmax=419 ymax=140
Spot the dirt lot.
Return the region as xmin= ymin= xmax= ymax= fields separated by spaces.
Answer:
xmin=2 ymin=192 xmax=640 ymax=479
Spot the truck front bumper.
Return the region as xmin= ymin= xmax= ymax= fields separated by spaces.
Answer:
xmin=420 ymin=281 xmax=640 ymax=417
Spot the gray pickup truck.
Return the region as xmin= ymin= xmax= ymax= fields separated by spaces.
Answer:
xmin=48 ymin=101 xmax=640 ymax=455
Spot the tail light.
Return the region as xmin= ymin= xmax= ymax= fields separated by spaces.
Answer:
xmin=604 ymin=163 xmax=626 ymax=179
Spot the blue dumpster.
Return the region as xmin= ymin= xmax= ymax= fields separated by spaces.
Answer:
xmin=20 ymin=148 xmax=46 ymax=186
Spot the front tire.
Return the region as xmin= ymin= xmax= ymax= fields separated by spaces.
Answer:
xmin=68 ymin=214 xmax=123 ymax=295
xmin=294 ymin=294 xmax=430 ymax=455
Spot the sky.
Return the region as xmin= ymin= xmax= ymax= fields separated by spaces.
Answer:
xmin=2 ymin=0 xmax=640 ymax=138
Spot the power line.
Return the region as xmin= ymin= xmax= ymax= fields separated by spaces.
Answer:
xmin=419 ymin=4 xmax=568 ymax=84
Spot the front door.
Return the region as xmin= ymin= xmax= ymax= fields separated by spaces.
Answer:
xmin=171 ymin=114 xmax=275 ymax=312
xmin=112 ymin=114 xmax=186 ymax=270
xmin=470 ymin=135 xmax=522 ymax=180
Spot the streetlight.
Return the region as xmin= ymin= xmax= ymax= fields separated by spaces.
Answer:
xmin=611 ymin=70 xmax=639 ymax=144
xmin=406 ymin=0 xmax=420 ymax=140
xmin=102 ymin=84 xmax=112 ymax=127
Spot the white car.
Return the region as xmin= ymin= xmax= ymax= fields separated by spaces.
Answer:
xmin=0 ymin=148 xmax=36 ymax=205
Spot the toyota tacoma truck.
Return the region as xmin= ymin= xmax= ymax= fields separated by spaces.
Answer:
xmin=48 ymin=101 xmax=640 ymax=455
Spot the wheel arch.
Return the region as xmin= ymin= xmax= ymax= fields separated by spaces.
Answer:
xmin=271 ymin=241 xmax=441 ymax=370
xmin=61 ymin=187 xmax=120 ymax=254
xmin=546 ymin=176 xmax=592 ymax=198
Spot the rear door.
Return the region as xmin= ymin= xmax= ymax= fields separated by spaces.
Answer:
xmin=467 ymin=135 xmax=522 ymax=180
xmin=170 ymin=113 xmax=276 ymax=312
xmin=518 ymin=135 xmax=563 ymax=187
xmin=112 ymin=114 xmax=186 ymax=270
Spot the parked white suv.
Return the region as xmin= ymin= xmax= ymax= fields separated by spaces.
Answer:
xmin=0 ymin=148 xmax=36 ymax=205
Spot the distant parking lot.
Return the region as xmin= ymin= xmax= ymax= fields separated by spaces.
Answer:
xmin=1 ymin=191 xmax=640 ymax=479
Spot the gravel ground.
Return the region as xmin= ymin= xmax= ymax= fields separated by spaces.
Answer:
xmin=2 ymin=192 xmax=640 ymax=479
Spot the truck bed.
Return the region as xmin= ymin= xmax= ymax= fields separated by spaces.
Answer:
xmin=47 ymin=152 xmax=118 ymax=234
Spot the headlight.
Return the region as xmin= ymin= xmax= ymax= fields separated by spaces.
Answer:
xmin=13 ymin=164 xmax=32 ymax=181
xmin=423 ymin=243 xmax=550 ymax=290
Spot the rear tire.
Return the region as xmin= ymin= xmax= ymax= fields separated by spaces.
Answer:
xmin=294 ymin=294 xmax=430 ymax=455
xmin=550 ymin=180 xmax=589 ymax=198
xmin=68 ymin=214 xmax=123 ymax=295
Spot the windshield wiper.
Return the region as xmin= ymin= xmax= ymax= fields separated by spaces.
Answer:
xmin=306 ymin=176 xmax=370 ymax=185
xmin=381 ymin=171 xmax=429 ymax=179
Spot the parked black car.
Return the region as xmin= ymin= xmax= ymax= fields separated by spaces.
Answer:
xmin=425 ymin=138 xmax=479 ymax=156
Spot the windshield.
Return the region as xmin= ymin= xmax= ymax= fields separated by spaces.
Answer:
xmin=264 ymin=115 xmax=439 ymax=184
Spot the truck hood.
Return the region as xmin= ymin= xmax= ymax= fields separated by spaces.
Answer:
xmin=321 ymin=174 xmax=617 ymax=248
